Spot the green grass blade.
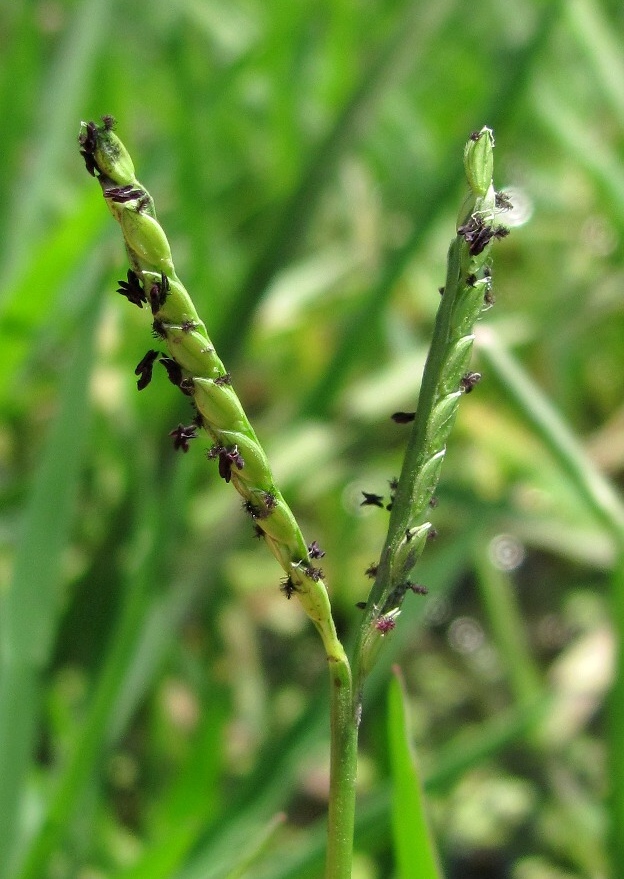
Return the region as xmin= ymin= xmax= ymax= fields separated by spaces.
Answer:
xmin=478 ymin=328 xmax=624 ymax=876
xmin=15 ymin=460 xmax=171 ymax=879
xmin=387 ymin=669 xmax=443 ymax=879
xmin=0 ymin=219 xmax=111 ymax=410
xmin=0 ymin=0 xmax=114 ymax=305
xmin=532 ymin=79 xmax=624 ymax=213
xmin=565 ymin=0 xmax=624 ymax=124
xmin=608 ymin=551 xmax=624 ymax=870
xmin=0 ymin=290 xmax=102 ymax=879
xmin=426 ymin=697 xmax=551 ymax=795
xmin=473 ymin=540 xmax=543 ymax=709
xmin=216 ymin=1 xmax=455 ymax=361
xmin=302 ymin=0 xmax=565 ymax=419
xmin=477 ymin=327 xmax=624 ymax=541
xmin=223 ymin=813 xmax=286 ymax=879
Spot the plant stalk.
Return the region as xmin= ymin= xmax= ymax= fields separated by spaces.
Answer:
xmin=326 ymin=658 xmax=358 ymax=879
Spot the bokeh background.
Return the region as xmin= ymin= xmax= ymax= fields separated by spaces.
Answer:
xmin=2 ymin=1 xmax=624 ymax=877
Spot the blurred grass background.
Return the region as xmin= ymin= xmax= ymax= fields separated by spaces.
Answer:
xmin=1 ymin=0 xmax=624 ymax=877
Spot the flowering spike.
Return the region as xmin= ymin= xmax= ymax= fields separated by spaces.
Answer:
xmin=355 ymin=126 xmax=509 ymax=686
xmin=78 ymin=118 xmax=350 ymax=668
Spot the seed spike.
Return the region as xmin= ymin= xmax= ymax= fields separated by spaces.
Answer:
xmin=356 ymin=126 xmax=509 ymax=683
xmin=79 ymin=118 xmax=346 ymax=665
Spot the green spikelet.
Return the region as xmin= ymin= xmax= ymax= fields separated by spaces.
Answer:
xmin=78 ymin=118 xmax=346 ymax=665
xmin=356 ymin=124 xmax=510 ymax=680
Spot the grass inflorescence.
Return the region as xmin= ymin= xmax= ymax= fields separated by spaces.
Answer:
xmin=78 ymin=117 xmax=347 ymax=667
xmin=79 ymin=118 xmax=510 ymax=879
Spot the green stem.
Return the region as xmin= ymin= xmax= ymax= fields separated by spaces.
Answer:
xmin=326 ymin=659 xmax=358 ymax=879
xmin=376 ymin=237 xmax=462 ymax=580
xmin=609 ymin=550 xmax=624 ymax=874
xmin=350 ymin=237 xmax=462 ymax=700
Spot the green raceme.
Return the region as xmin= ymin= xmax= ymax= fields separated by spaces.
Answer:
xmin=79 ymin=118 xmax=510 ymax=678
xmin=78 ymin=117 xmax=347 ymax=666
xmin=355 ymin=127 xmax=511 ymax=682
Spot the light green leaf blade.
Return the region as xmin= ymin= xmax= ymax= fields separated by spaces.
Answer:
xmin=387 ymin=669 xmax=443 ymax=879
xmin=0 ymin=289 xmax=102 ymax=879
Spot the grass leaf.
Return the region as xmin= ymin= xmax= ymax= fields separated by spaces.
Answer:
xmin=387 ymin=668 xmax=443 ymax=879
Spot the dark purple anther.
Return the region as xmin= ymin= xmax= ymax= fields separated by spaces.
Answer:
xmin=207 ymin=445 xmax=245 ymax=483
xmin=149 ymin=275 xmax=169 ymax=315
xmin=160 ymin=357 xmax=184 ymax=387
xmin=458 ymin=216 xmax=493 ymax=256
xmin=365 ymin=563 xmax=378 ymax=579
xmin=459 ymin=216 xmax=509 ymax=256
xmin=243 ymin=500 xmax=259 ymax=518
xmin=408 ymin=583 xmax=429 ymax=595
xmin=80 ymin=151 xmax=98 ymax=176
xmin=135 ymin=349 xmax=159 ymax=390
xmin=308 ymin=540 xmax=326 ymax=559
xmin=149 ymin=286 xmax=161 ymax=315
xmin=169 ymin=423 xmax=198 ymax=453
xmin=117 ymin=269 xmax=147 ymax=308
xmin=391 ymin=412 xmax=416 ymax=424
xmin=262 ymin=491 xmax=276 ymax=510
xmin=304 ymin=565 xmax=323 ymax=582
xmin=214 ymin=373 xmax=232 ymax=386
xmin=361 ymin=492 xmax=384 ymax=508
xmin=103 ymin=184 xmax=144 ymax=203
xmin=152 ymin=319 xmax=167 ymax=339
xmin=281 ymin=576 xmax=296 ymax=599
xmin=78 ymin=121 xmax=97 ymax=153
xmin=136 ymin=194 xmax=151 ymax=213
xmin=495 ymin=190 xmax=513 ymax=211
xmin=460 ymin=372 xmax=482 ymax=393
xmin=242 ymin=497 xmax=270 ymax=521
xmin=79 ymin=121 xmax=99 ymax=175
